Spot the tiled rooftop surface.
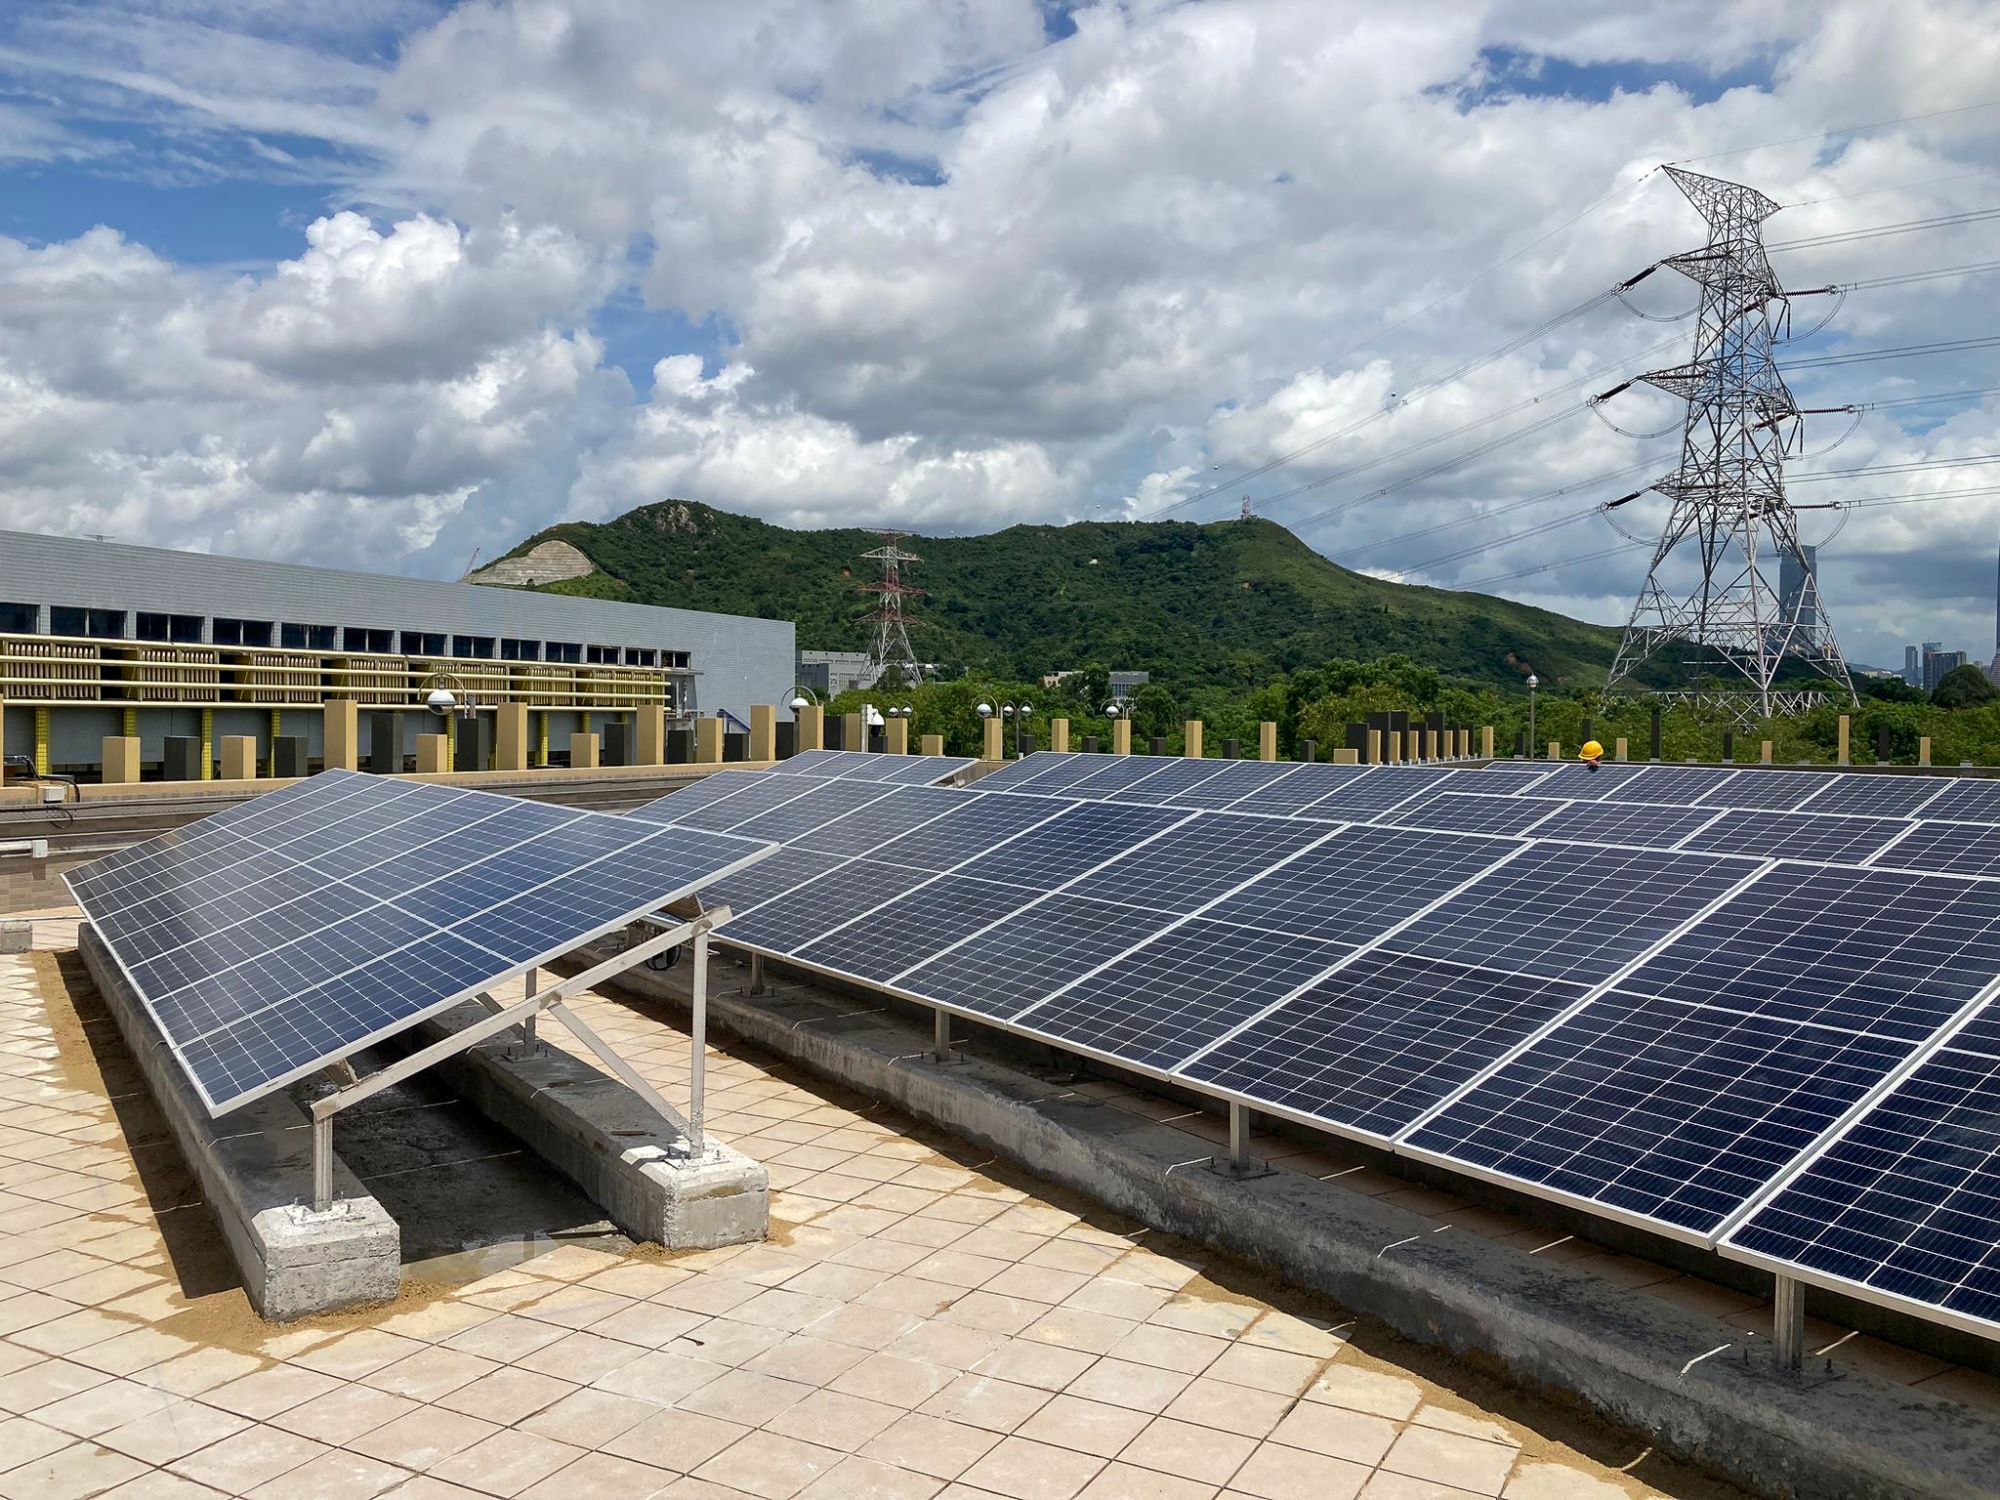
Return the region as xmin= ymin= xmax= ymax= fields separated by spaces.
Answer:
xmin=0 ymin=910 xmax=1977 ymax=1498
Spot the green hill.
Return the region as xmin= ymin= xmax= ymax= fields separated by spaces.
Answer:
xmin=502 ymin=500 xmax=1620 ymax=694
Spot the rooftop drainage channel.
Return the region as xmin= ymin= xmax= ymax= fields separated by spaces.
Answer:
xmin=576 ymin=942 xmax=2000 ymax=1500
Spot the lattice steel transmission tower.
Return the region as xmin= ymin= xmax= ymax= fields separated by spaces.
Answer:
xmin=1601 ymin=165 xmax=1856 ymax=722
xmin=859 ymin=531 xmax=924 ymax=689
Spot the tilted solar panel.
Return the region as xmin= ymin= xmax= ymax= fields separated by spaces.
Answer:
xmin=1602 ymin=765 xmax=1741 ymax=806
xmin=870 ymin=793 xmax=1071 ymax=872
xmin=1383 ymin=791 xmax=1563 ymax=837
xmin=767 ymin=749 xmax=853 ymax=775
xmin=720 ymin=858 xmax=935 ymax=955
xmin=1103 ymin=757 xmax=1237 ymax=804
xmin=1166 ymin=760 xmax=1303 ymax=809
xmin=795 ymin=875 xmax=1039 ymax=984
xmin=1680 ymin=809 xmax=1911 ymax=864
xmin=971 ymin=752 xmax=1084 ymax=793
xmin=1519 ymin=763 xmax=1654 ymax=800
xmin=1062 ymin=814 xmax=1330 ymax=915
xmin=1693 ymin=770 xmax=1828 ymax=810
xmin=725 ymin=779 xmax=901 ymax=843
xmin=1302 ymin=766 xmax=1454 ymax=819
xmin=1526 ymin=801 xmax=1722 ymax=850
xmin=792 ymin=786 xmax=966 ymax=857
xmin=1878 ymin=821 xmax=2000 ymax=878
xmin=1064 ymin=754 xmax=1182 ymax=797
xmin=1226 ymin=761 xmax=1372 ymax=815
xmin=624 ymin=770 xmax=789 ymax=828
xmin=958 ymin=801 xmax=1193 ymax=887
xmin=898 ymin=896 xmax=1173 ymax=1019
xmin=1910 ymin=778 xmax=2000 ymax=825
xmin=1801 ymin=774 xmax=1950 ymax=819
xmin=70 ymin=770 xmax=772 ymax=1116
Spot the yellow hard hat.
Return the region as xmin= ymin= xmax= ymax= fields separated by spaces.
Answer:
xmin=1580 ymin=740 xmax=1604 ymax=760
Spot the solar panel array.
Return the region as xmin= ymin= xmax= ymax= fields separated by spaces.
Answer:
xmin=70 ymin=770 xmax=774 ymax=1116
xmin=632 ymin=748 xmax=2000 ymax=1339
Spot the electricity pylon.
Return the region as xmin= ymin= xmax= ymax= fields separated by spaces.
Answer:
xmin=859 ymin=532 xmax=924 ymax=689
xmin=1601 ymin=165 xmax=1856 ymax=723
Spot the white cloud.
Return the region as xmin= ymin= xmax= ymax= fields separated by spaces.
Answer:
xmin=0 ymin=0 xmax=1995 ymax=670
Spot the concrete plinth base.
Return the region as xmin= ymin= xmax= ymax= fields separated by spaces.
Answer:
xmin=79 ymin=926 xmax=400 ymax=1320
xmin=415 ymin=1000 xmax=767 ymax=1251
xmin=0 ymin=921 xmax=27 ymax=954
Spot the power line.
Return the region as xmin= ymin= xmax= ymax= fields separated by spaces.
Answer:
xmin=1338 ymin=456 xmax=1668 ymax=561
xmin=1768 ymin=205 xmax=2000 ymax=251
xmin=1781 ymin=334 xmax=2000 ymax=371
xmin=1668 ymin=98 xmax=2000 ymax=167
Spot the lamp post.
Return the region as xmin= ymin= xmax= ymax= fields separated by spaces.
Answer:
xmin=1526 ymin=673 xmax=1539 ymax=759
xmin=976 ymin=697 xmax=1032 ymax=757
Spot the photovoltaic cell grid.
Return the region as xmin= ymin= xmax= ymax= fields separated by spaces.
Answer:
xmin=1694 ymin=772 xmax=1827 ymax=811
xmin=1879 ymin=822 xmax=2000 ymax=878
xmin=1064 ymin=755 xmax=1183 ymax=798
xmin=971 ymin=752 xmax=1083 ymax=793
xmin=795 ymin=875 xmax=1038 ymax=984
xmin=70 ymin=770 xmax=773 ymax=1115
xmin=1603 ymin=765 xmax=1739 ymax=806
xmin=1682 ymin=809 xmax=1911 ymax=865
xmin=1101 ymin=756 xmax=1237 ymax=804
xmin=1526 ymin=801 xmax=1722 ymax=850
xmin=1913 ymin=778 xmax=2000 ymax=825
xmin=720 ymin=858 xmax=935 ymax=955
xmin=1384 ymin=791 xmax=1564 ymax=837
xmin=959 ymin=801 xmax=1192 ymax=888
xmin=1227 ymin=761 xmax=1372 ymax=813
xmin=1186 ymin=951 xmax=1591 ymax=1138
xmin=725 ymin=779 xmax=901 ymax=843
xmin=792 ymin=787 xmax=966 ymax=857
xmin=1167 ymin=760 xmax=1303 ymax=808
xmin=871 ymin=793 xmax=1070 ymax=872
xmin=1020 ymin=920 xmax=1353 ymax=1071
xmin=1064 ymin=814 xmax=1331 ymax=915
xmin=1301 ymin=766 xmax=1455 ymax=819
xmin=1800 ymin=774 xmax=1949 ymax=819
xmin=899 ymin=896 xmax=1174 ymax=1019
xmin=1518 ymin=762 xmax=1655 ymax=800
xmin=638 ymin=772 xmax=810 ymax=832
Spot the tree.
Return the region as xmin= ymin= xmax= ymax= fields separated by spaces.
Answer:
xmin=1932 ymin=664 xmax=1999 ymax=709
xmin=1860 ymin=675 xmax=1927 ymax=704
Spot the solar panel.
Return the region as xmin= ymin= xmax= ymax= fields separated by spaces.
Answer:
xmin=1183 ymin=951 xmax=1589 ymax=1138
xmin=972 ymin=752 xmax=1084 ymax=793
xmin=1725 ymin=1026 xmax=2000 ymax=1332
xmin=870 ymin=793 xmax=1070 ymax=872
xmin=1103 ymin=757 xmax=1236 ymax=804
xmin=1226 ymin=762 xmax=1372 ymax=815
xmin=898 ymin=896 xmax=1173 ymax=1019
xmin=1018 ymin=921 xmax=1352 ymax=1071
xmin=1479 ymin=761 xmax=1560 ymax=775
xmin=1602 ymin=766 xmax=1741 ymax=805
xmin=1519 ymin=763 xmax=1654 ymax=800
xmin=1064 ymin=754 xmax=1183 ymax=797
xmin=874 ymin=754 xmax=979 ymax=786
xmin=1627 ymin=865 xmax=2000 ymax=1043
xmin=794 ymin=875 xmax=1038 ymax=983
xmin=71 ymin=770 xmax=772 ymax=1115
xmin=1301 ymin=766 xmax=1455 ymax=819
xmin=699 ymin=846 xmax=849 ymax=918
xmin=1877 ymin=821 xmax=2000 ymax=878
xmin=1063 ymin=813 xmax=1331 ymax=915
xmin=1799 ymin=774 xmax=1949 ymax=819
xmin=1681 ymin=809 xmax=1911 ymax=865
xmin=642 ymin=772 xmax=814 ymax=832
xmin=720 ymin=859 xmax=936 ymax=955
xmin=1166 ymin=760 xmax=1302 ymax=809
xmin=1383 ymin=791 xmax=1563 ymax=837
xmin=1526 ymin=802 xmax=1722 ymax=850
xmin=792 ymin=787 xmax=966 ymax=857
xmin=724 ymin=779 xmax=901 ymax=843
xmin=958 ymin=801 xmax=1193 ymax=887
xmin=1205 ymin=824 xmax=1521 ymax=946
xmin=1693 ymin=770 xmax=1829 ymax=811
xmin=1405 ymin=989 xmax=1913 ymax=1236
xmin=1391 ymin=843 xmax=1760 ymax=986
xmin=1909 ymin=778 xmax=2000 ymax=825
xmin=767 ymin=749 xmax=854 ymax=775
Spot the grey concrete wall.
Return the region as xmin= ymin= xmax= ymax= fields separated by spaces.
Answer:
xmin=0 ymin=528 xmax=794 ymax=720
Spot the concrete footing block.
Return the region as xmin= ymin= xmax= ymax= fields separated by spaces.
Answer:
xmin=79 ymin=925 xmax=400 ymax=1320
xmin=0 ymin=921 xmax=27 ymax=954
xmin=416 ymin=1000 xmax=767 ymax=1251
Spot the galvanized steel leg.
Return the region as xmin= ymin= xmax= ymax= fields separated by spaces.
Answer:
xmin=689 ymin=928 xmax=710 ymax=1157
xmin=934 ymin=1009 xmax=953 ymax=1061
xmin=520 ymin=968 xmax=539 ymax=1052
xmin=1774 ymin=1274 xmax=1804 ymax=1372
xmin=311 ymin=1114 xmax=334 ymax=1214
xmin=744 ymin=952 xmax=767 ymax=997
xmin=1230 ymin=1102 xmax=1250 ymax=1170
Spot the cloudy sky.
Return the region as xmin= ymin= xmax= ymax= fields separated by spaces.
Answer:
xmin=0 ymin=0 xmax=1995 ymax=669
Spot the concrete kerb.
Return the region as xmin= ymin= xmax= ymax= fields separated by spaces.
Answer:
xmin=78 ymin=925 xmax=400 ymax=1320
xmin=592 ymin=950 xmax=2000 ymax=1500
xmin=411 ymin=996 xmax=767 ymax=1251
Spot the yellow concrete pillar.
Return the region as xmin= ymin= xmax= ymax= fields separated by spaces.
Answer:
xmin=325 ymin=700 xmax=359 ymax=771
xmin=1837 ymin=714 xmax=1851 ymax=766
xmin=1480 ymin=725 xmax=1494 ymax=760
xmin=1367 ymin=729 xmax=1382 ymax=765
xmin=570 ymin=732 xmax=600 ymax=769
xmin=635 ymin=706 xmax=665 ymax=767
xmin=1258 ymin=722 xmax=1278 ymax=762
xmin=884 ymin=718 xmax=909 ymax=755
xmin=841 ymin=712 xmax=864 ymax=754
xmin=416 ymin=733 xmax=450 ymax=774
xmin=1548 ymin=739 xmax=1561 ymax=761
xmin=268 ymin=709 xmax=282 ymax=776
xmin=219 ymin=735 xmax=256 ymax=781
xmin=1050 ymin=718 xmax=1071 ymax=753
xmin=1918 ymin=736 xmax=1932 ymax=767
xmin=495 ymin=703 xmax=529 ymax=771
xmin=1423 ymin=730 xmax=1438 ymax=762
xmin=695 ymin=718 xmax=723 ymax=764
xmin=200 ymin=708 xmax=214 ymax=780
xmin=535 ymin=711 xmax=550 ymax=767
xmin=982 ymin=718 xmax=1004 ymax=760
xmin=121 ymin=706 xmax=138 ymax=738
xmin=1183 ymin=720 xmax=1204 ymax=758
xmin=750 ymin=705 xmax=776 ymax=763
xmin=920 ymin=733 xmax=944 ymax=756
xmin=33 ymin=706 xmax=51 ymax=775
xmin=1331 ymin=747 xmax=1360 ymax=765
xmin=580 ymin=712 xmax=593 ymax=738
xmin=1110 ymin=719 xmax=1132 ymax=755
xmin=101 ymin=737 xmax=140 ymax=784
xmin=1614 ymin=737 xmax=1629 ymax=762
xmin=1408 ymin=729 xmax=1423 ymax=762
xmin=796 ymin=705 xmax=824 ymax=751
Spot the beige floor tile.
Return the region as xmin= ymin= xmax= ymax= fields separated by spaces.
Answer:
xmin=1074 ymin=1460 xmax=1216 ymax=1500
xmin=438 ymin=1367 xmax=578 ymax=1425
xmin=957 ymin=1434 xmax=1105 ymax=1500
xmin=1059 ymin=1281 xmax=1172 ymax=1323
xmin=1014 ymin=1394 xmax=1151 ymax=1459
xmin=364 ymin=1346 xmax=498 ymax=1402
xmin=730 ymin=1290 xmax=844 ymax=1335
xmin=1499 ymin=1463 xmax=1633 ymax=1499
xmin=0 ymin=1439 xmax=149 ymax=1500
xmin=1362 ymin=1473 xmax=1489 ymax=1499
xmin=95 ymin=1399 xmax=249 ymax=1464
xmin=918 ymin=1373 xmax=1052 ymax=1434
xmin=442 ymin=1316 xmax=573 ymax=1365
xmin=1062 ymin=1359 xmax=1189 ymax=1415
xmin=271 ymin=1382 xmax=421 ymax=1445
xmin=513 ymin=1331 xmax=649 ymax=1384
xmin=1019 ymin=1309 xmax=1135 ymax=1356
xmin=858 ymin=1413 xmax=1000 ymax=1482
xmin=1227 ymin=1441 xmax=1370 ymax=1500
xmin=971 ymin=1341 xmax=1096 ymax=1392
xmin=1145 ymin=1298 xmax=1261 ymax=1342
xmin=245 ymin=1448 xmax=409 ymax=1500
xmin=1104 ymin=1326 xmax=1226 ymax=1377
xmin=0 ymin=1355 xmax=113 ymax=1413
xmin=33 ymin=1376 xmax=177 ymax=1438
xmin=887 ymin=1321 xmax=1008 ymax=1373
xmin=829 ymin=1353 xmax=959 ymax=1410
xmin=350 ymin=1407 xmax=501 ymax=1471
xmin=1303 ymin=1365 xmax=1425 ymax=1422
xmin=795 ymin=1454 xmax=942 ymax=1500
xmin=96 ymin=1470 xmax=231 ymax=1500
xmin=0 ymin=1413 xmax=74 ymax=1469
xmin=1412 ymin=1406 xmax=1515 ymax=1445
xmin=520 ymin=1285 xmax=636 ymax=1332
xmin=516 ymin=1386 xmax=659 ymax=1448
xmin=678 ymin=1369 xmax=816 ymax=1426
xmin=166 ymin=1424 xmax=328 ymax=1493
xmin=590 ymin=1348 xmax=731 ymax=1406
xmin=674 ymin=1319 xmax=790 ymax=1369
xmin=291 ymin=1329 xmax=427 ymax=1380
xmin=603 ymin=1404 xmax=748 ymax=1471
xmin=587 ymin=1302 xmax=708 ymax=1351
xmin=429 ymin=1429 xmax=585 ymax=1497
xmin=938 ymin=1293 xmax=1048 ymax=1338
xmin=1118 ymin=1415 xmax=1257 ymax=1486
xmin=517 ymin=1450 xmax=678 ymax=1500
xmin=740 ymin=1334 xmax=870 ymax=1389
xmin=1268 ymin=1402 xmax=1399 ymax=1466
xmin=1381 ymin=1427 xmax=1519 ymax=1497
xmin=693 ymin=1429 xmax=844 ymax=1500
xmin=135 ymin=1349 xmax=262 ymax=1400
xmin=764 ymin=1388 xmax=904 ymax=1451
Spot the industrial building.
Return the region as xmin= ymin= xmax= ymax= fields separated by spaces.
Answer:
xmin=0 ymin=529 xmax=792 ymax=777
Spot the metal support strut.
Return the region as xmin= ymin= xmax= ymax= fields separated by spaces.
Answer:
xmin=305 ymin=910 xmax=729 ymax=1214
xmin=1773 ymin=1274 xmax=1805 ymax=1372
xmin=743 ymin=952 xmax=767 ymax=997
xmin=934 ymin=1009 xmax=955 ymax=1063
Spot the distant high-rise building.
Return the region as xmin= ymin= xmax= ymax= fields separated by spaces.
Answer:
xmin=1924 ymin=648 xmax=1968 ymax=694
xmin=1779 ymin=545 xmax=1819 ymax=635
xmin=1905 ymin=644 xmax=1923 ymax=685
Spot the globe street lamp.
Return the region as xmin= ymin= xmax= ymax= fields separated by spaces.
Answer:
xmin=1526 ymin=673 xmax=1539 ymax=759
